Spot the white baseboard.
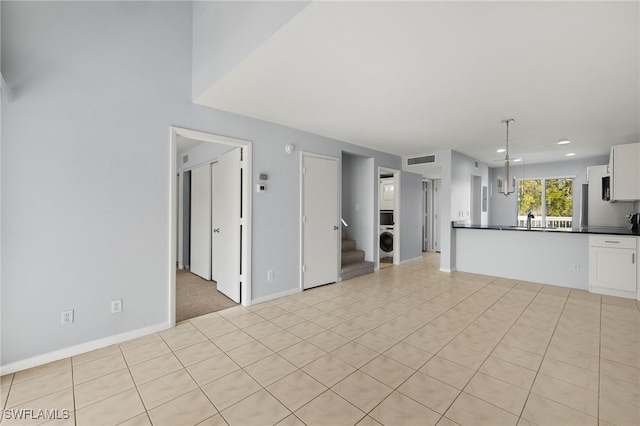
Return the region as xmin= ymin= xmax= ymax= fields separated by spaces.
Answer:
xmin=0 ymin=321 xmax=172 ymax=375
xmin=439 ymin=267 xmax=456 ymax=273
xmin=251 ymin=287 xmax=301 ymax=305
xmin=400 ymin=256 xmax=423 ymax=265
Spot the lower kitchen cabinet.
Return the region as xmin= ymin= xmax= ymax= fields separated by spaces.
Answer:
xmin=589 ymin=235 xmax=637 ymax=299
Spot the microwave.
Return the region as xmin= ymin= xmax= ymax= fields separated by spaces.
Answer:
xmin=380 ymin=210 xmax=394 ymax=226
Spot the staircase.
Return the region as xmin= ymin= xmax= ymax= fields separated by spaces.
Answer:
xmin=341 ymin=229 xmax=374 ymax=281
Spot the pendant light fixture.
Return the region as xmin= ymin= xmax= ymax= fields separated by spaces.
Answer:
xmin=497 ymin=118 xmax=516 ymax=196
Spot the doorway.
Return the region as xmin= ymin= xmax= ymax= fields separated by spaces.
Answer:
xmin=301 ymin=152 xmax=340 ymax=290
xmin=378 ymin=167 xmax=400 ymax=268
xmin=433 ymin=179 xmax=441 ymax=252
xmin=422 ymin=180 xmax=433 ymax=252
xmin=169 ymin=127 xmax=252 ymax=326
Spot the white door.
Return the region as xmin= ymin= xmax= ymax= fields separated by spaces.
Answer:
xmin=423 ymin=181 xmax=430 ymax=252
xmin=210 ymin=163 xmax=217 ymax=281
xmin=302 ymin=153 xmax=339 ymax=289
xmin=190 ymin=164 xmax=211 ymax=280
xmin=434 ymin=179 xmax=441 ymax=252
xmin=213 ymin=148 xmax=242 ymax=303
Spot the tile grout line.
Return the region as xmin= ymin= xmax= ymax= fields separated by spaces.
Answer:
xmin=597 ymin=295 xmax=602 ymax=424
xmin=161 ymin=319 xmax=236 ymax=425
xmin=513 ymin=288 xmax=571 ymax=423
xmin=341 ymin=277 xmax=514 ymax=422
xmin=117 ymin=342 xmax=152 ymax=426
xmin=430 ymin=281 xmax=548 ymax=422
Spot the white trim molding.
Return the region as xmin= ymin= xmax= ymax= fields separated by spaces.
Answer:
xmin=0 ymin=322 xmax=171 ymax=375
xmin=251 ymin=288 xmax=302 ymax=306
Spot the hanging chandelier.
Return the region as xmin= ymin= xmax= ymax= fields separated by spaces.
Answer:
xmin=497 ymin=118 xmax=516 ymax=196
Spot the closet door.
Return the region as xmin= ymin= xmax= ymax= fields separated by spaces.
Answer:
xmin=302 ymin=153 xmax=339 ymax=289
xmin=213 ymin=148 xmax=242 ymax=303
xmin=190 ymin=163 xmax=211 ymax=280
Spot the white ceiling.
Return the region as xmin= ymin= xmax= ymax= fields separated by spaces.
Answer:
xmin=197 ymin=1 xmax=639 ymax=165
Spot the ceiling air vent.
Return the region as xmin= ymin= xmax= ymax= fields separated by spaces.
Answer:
xmin=407 ymin=154 xmax=435 ymax=166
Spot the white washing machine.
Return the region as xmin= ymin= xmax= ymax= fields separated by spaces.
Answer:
xmin=379 ymin=226 xmax=395 ymax=262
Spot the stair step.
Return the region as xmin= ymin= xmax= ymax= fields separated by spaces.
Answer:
xmin=341 ymin=261 xmax=375 ymax=281
xmin=342 ymin=239 xmax=356 ymax=251
xmin=341 ymin=229 xmax=348 ymax=240
xmin=341 ymin=249 xmax=365 ymax=266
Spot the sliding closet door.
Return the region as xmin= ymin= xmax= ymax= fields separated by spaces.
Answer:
xmin=190 ymin=163 xmax=211 ymax=280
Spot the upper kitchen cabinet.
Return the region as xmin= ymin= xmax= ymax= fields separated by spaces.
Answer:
xmin=609 ymin=143 xmax=640 ymax=201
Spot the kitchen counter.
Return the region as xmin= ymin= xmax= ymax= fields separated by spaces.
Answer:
xmin=453 ymin=223 xmax=638 ymax=292
xmin=452 ymin=222 xmax=640 ymax=236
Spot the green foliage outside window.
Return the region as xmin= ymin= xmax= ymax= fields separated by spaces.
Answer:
xmin=545 ymin=178 xmax=573 ymax=217
xmin=518 ymin=177 xmax=573 ymax=218
xmin=518 ymin=179 xmax=542 ymax=216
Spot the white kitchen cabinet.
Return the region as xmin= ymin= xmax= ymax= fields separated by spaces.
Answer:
xmin=589 ymin=235 xmax=637 ymax=299
xmin=609 ymin=143 xmax=640 ymax=201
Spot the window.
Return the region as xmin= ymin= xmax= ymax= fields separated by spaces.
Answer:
xmin=517 ymin=177 xmax=573 ymax=229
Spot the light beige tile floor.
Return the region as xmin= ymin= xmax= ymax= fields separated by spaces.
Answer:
xmin=2 ymin=253 xmax=640 ymax=425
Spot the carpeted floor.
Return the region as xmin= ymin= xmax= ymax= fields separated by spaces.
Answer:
xmin=176 ymin=268 xmax=238 ymax=322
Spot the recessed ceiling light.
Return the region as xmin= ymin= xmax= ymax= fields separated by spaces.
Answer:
xmin=497 ymin=148 xmax=506 ymax=153
xmin=513 ymin=158 xmax=522 ymax=162
xmin=566 ymin=152 xmax=576 ymax=156
xmin=557 ymin=139 xmax=571 ymax=145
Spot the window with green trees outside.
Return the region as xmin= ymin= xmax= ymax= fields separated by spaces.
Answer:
xmin=517 ymin=177 xmax=573 ymax=229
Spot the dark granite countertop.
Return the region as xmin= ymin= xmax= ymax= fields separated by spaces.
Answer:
xmin=452 ymin=222 xmax=640 ymax=236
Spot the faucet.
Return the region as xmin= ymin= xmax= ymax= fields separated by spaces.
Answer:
xmin=526 ymin=211 xmax=535 ymax=230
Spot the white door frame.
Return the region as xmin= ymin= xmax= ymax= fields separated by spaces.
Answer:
xmin=300 ymin=151 xmax=341 ymax=290
xmin=433 ymin=179 xmax=442 ymax=252
xmin=423 ymin=179 xmax=433 ymax=252
xmin=378 ymin=167 xmax=401 ymax=266
xmin=169 ymin=126 xmax=252 ymax=326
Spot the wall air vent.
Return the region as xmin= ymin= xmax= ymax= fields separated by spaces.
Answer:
xmin=183 ymin=154 xmax=189 ymax=164
xmin=407 ymin=154 xmax=435 ymax=166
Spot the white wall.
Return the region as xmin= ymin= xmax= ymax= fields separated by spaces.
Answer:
xmin=2 ymin=1 xmax=194 ymax=367
xmin=399 ymin=171 xmax=423 ymax=262
xmin=450 ymin=150 xmax=489 ymax=225
xmin=341 ymin=153 xmax=375 ymax=262
xmin=488 ymin=156 xmax=609 ymax=226
xmin=403 ymin=149 xmax=489 ymax=271
xmin=192 ymin=1 xmax=310 ymax=100
xmin=456 ymin=228 xmax=589 ymax=289
xmin=1 ymin=1 xmax=402 ymax=368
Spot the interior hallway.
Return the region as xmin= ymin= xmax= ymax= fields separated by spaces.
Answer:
xmin=2 ymin=253 xmax=639 ymax=425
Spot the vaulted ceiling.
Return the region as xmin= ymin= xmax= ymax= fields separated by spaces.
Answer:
xmin=196 ymin=1 xmax=639 ymax=165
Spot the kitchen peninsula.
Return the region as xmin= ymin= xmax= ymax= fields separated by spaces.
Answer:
xmin=452 ymin=222 xmax=640 ymax=299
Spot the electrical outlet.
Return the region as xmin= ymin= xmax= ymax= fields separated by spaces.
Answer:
xmin=572 ymin=264 xmax=580 ymax=271
xmin=111 ymin=299 xmax=122 ymax=313
xmin=267 ymin=270 xmax=274 ymax=281
xmin=61 ymin=310 xmax=74 ymax=325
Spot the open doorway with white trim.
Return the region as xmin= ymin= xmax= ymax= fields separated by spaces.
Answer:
xmin=169 ymin=127 xmax=252 ymax=325
xmin=378 ymin=167 xmax=400 ymax=268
